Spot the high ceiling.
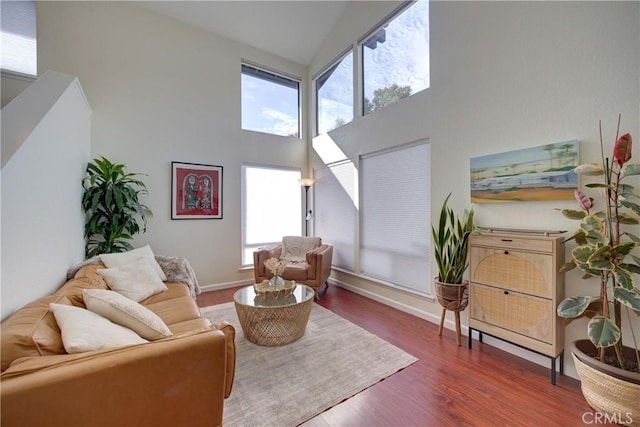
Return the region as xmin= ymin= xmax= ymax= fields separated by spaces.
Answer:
xmin=133 ymin=1 xmax=352 ymax=66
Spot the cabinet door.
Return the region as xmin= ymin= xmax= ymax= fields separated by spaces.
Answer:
xmin=470 ymin=247 xmax=553 ymax=298
xmin=470 ymin=283 xmax=553 ymax=344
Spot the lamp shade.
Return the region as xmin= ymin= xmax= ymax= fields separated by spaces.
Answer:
xmin=298 ymin=178 xmax=315 ymax=187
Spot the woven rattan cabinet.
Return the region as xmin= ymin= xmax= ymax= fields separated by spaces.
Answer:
xmin=467 ymin=232 xmax=565 ymax=384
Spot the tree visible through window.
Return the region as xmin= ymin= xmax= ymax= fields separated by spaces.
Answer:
xmin=362 ymin=0 xmax=429 ymax=115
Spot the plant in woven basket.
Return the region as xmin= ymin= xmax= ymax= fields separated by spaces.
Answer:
xmin=557 ymin=117 xmax=640 ymax=375
xmin=432 ymin=193 xmax=475 ymax=285
xmin=432 ymin=193 xmax=475 ymax=309
xmin=82 ymin=157 xmax=152 ymax=258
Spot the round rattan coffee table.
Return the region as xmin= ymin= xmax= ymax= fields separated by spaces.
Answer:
xmin=233 ymin=284 xmax=314 ymax=346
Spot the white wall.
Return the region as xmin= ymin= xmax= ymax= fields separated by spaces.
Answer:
xmin=1 ymin=71 xmax=91 ymax=319
xmin=309 ymin=1 xmax=639 ymax=375
xmin=36 ymin=1 xmax=308 ymax=288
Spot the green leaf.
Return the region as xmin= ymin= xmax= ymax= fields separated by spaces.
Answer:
xmin=620 ymin=263 xmax=640 ymax=275
xmin=613 ymin=268 xmax=634 ymax=289
xmin=617 ymin=213 xmax=639 ymax=225
xmin=613 ymin=242 xmax=636 ymax=259
xmin=588 ymin=316 xmax=621 ymax=348
xmin=585 ymin=183 xmax=614 ymax=190
xmin=572 ymin=246 xmax=593 ymax=263
xmin=613 ymin=288 xmax=640 ymax=311
xmin=559 ymin=260 xmax=577 ymax=273
xmin=621 ymin=200 xmax=640 ymax=216
xmin=557 ymin=296 xmax=593 ymax=318
xmin=575 ymin=163 xmax=604 ymax=176
xmin=620 ymin=162 xmax=640 ymax=178
xmin=560 ymin=209 xmax=587 ymax=220
xmin=589 ymin=259 xmax=615 ymax=271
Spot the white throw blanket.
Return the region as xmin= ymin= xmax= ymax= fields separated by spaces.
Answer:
xmin=66 ymin=255 xmax=201 ymax=297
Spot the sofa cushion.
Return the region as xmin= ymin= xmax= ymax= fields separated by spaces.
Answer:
xmin=99 ymin=245 xmax=167 ymax=281
xmin=281 ymin=236 xmax=321 ymax=262
xmin=0 ymin=295 xmax=71 ymax=371
xmin=143 ymin=296 xmax=202 ymax=326
xmin=83 ymin=289 xmax=172 ymax=340
xmin=50 ymin=303 xmax=148 ymax=353
xmin=97 ymin=258 xmax=168 ymax=302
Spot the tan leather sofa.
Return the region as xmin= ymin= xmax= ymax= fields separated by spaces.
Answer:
xmin=253 ymin=236 xmax=333 ymax=293
xmin=0 ymin=263 xmax=235 ymax=427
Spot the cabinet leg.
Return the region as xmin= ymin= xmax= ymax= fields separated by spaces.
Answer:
xmin=455 ymin=311 xmax=461 ymax=346
xmin=560 ymin=351 xmax=565 ymax=375
xmin=438 ymin=308 xmax=446 ymax=336
xmin=468 ymin=328 xmax=473 ymax=349
xmin=551 ymin=357 xmax=557 ymax=385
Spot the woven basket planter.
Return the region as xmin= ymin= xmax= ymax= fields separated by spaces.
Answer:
xmin=571 ymin=340 xmax=640 ymax=426
xmin=434 ymin=279 xmax=469 ymax=312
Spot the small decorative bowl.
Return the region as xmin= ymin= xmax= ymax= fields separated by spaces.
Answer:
xmin=254 ymin=279 xmax=297 ymax=298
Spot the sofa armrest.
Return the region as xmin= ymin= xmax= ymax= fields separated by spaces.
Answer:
xmin=253 ymin=243 xmax=282 ymax=282
xmin=1 ymin=329 xmax=232 ymax=427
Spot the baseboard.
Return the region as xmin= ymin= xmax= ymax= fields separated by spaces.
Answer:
xmin=200 ymin=279 xmax=252 ymax=293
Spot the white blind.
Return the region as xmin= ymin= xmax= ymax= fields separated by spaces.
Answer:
xmin=242 ymin=165 xmax=301 ymax=265
xmin=360 ymin=141 xmax=430 ymax=294
xmin=1 ymin=0 xmax=37 ymax=76
xmin=314 ymin=161 xmax=357 ymax=271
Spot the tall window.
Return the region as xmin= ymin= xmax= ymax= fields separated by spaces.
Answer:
xmin=361 ymin=0 xmax=429 ymax=115
xmin=242 ymin=165 xmax=302 ymax=265
xmin=360 ymin=141 xmax=430 ymax=294
xmin=315 ymin=51 xmax=353 ymax=135
xmin=1 ymin=0 xmax=37 ymax=76
xmin=241 ymin=63 xmax=300 ymax=138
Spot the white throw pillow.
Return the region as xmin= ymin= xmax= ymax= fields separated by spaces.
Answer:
xmin=99 ymin=245 xmax=167 ymax=281
xmin=97 ymin=258 xmax=168 ymax=302
xmin=83 ymin=289 xmax=172 ymax=340
xmin=281 ymin=236 xmax=321 ymax=262
xmin=49 ymin=303 xmax=148 ymax=354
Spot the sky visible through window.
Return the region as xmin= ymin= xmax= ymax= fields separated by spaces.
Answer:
xmin=242 ymin=0 xmax=428 ymax=138
xmin=316 ymin=0 xmax=429 ymax=133
xmin=241 ymin=72 xmax=299 ymax=138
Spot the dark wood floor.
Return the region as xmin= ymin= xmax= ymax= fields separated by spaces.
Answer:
xmin=197 ymin=284 xmax=606 ymax=427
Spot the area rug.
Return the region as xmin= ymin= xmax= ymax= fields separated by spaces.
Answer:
xmin=200 ymin=302 xmax=418 ymax=427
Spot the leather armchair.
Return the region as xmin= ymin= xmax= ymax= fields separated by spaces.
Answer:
xmin=253 ymin=237 xmax=333 ymax=294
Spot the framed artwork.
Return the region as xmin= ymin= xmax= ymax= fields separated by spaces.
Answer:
xmin=470 ymin=140 xmax=579 ymax=203
xmin=171 ymin=162 xmax=223 ymax=219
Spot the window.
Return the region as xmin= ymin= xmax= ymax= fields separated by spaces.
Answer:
xmin=1 ymin=0 xmax=37 ymax=76
xmin=361 ymin=0 xmax=429 ymax=115
xmin=242 ymin=165 xmax=302 ymax=265
xmin=241 ymin=63 xmax=300 ymax=138
xmin=315 ymin=51 xmax=353 ymax=135
xmin=360 ymin=141 xmax=430 ymax=294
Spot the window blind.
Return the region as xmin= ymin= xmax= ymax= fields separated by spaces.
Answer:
xmin=360 ymin=141 xmax=430 ymax=294
xmin=1 ymin=0 xmax=37 ymax=76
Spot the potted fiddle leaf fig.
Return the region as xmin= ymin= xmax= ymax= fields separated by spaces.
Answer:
xmin=558 ymin=116 xmax=640 ymax=420
xmin=432 ymin=193 xmax=475 ymax=345
xmin=82 ymin=156 xmax=152 ymax=258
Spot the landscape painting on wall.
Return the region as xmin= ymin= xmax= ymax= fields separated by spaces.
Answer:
xmin=470 ymin=140 xmax=579 ymax=203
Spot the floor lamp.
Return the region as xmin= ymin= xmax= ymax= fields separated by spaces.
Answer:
xmin=298 ymin=178 xmax=314 ymax=236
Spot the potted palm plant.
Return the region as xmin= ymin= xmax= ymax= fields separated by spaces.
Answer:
xmin=82 ymin=156 xmax=152 ymax=257
xmin=558 ymin=117 xmax=639 ymax=422
xmin=432 ymin=193 xmax=475 ymax=345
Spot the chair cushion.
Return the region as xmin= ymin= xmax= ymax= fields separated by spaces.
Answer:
xmin=281 ymin=236 xmax=321 ymax=262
